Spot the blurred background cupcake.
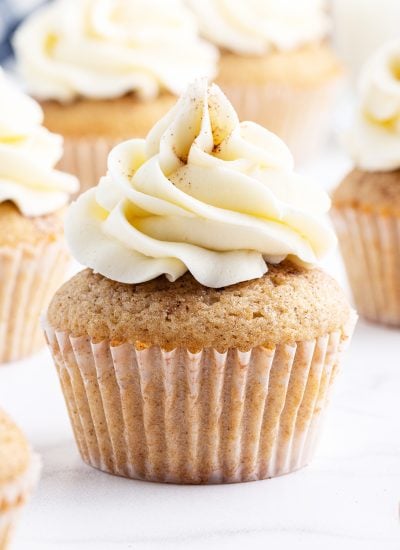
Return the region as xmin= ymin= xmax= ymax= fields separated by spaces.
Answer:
xmin=44 ymin=80 xmax=356 ymax=484
xmin=0 ymin=410 xmax=40 ymax=549
xmin=332 ymin=40 xmax=400 ymax=326
xmin=13 ymin=0 xmax=218 ymax=193
xmin=186 ymin=0 xmax=343 ymax=163
xmin=0 ymin=69 xmax=78 ymax=363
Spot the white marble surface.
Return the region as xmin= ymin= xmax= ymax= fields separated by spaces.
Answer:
xmin=1 ymin=143 xmax=400 ymax=549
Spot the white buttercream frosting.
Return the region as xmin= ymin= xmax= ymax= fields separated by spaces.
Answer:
xmin=346 ymin=40 xmax=400 ymax=171
xmin=0 ymin=70 xmax=78 ymax=216
xmin=13 ymin=0 xmax=218 ymax=103
xmin=186 ymin=0 xmax=329 ymax=56
xmin=66 ymin=79 xmax=336 ymax=288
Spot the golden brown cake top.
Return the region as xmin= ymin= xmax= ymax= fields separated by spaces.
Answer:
xmin=332 ymin=168 xmax=400 ymax=215
xmin=48 ymin=261 xmax=352 ymax=352
xmin=217 ymin=43 xmax=343 ymax=88
xmin=41 ymin=93 xmax=177 ymax=139
xmin=0 ymin=411 xmax=30 ymax=484
xmin=0 ymin=202 xmax=65 ymax=247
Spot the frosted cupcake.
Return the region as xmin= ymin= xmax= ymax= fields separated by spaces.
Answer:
xmin=332 ymin=40 xmax=400 ymax=326
xmin=0 ymin=410 xmax=41 ymax=549
xmin=44 ymin=80 xmax=356 ymax=484
xmin=0 ymin=70 xmax=78 ymax=363
xmin=13 ymin=0 xmax=218 ymax=193
xmin=186 ymin=0 xmax=343 ymax=163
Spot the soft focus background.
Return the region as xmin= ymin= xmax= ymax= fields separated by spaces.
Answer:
xmin=2 ymin=0 xmax=400 ymax=76
xmin=0 ymin=0 xmax=45 ymax=61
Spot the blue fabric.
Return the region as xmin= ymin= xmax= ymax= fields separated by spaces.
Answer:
xmin=0 ymin=0 xmax=47 ymax=62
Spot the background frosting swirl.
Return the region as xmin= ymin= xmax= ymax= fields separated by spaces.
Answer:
xmin=14 ymin=0 xmax=218 ymax=102
xmin=346 ymin=40 xmax=400 ymax=171
xmin=0 ymin=70 xmax=78 ymax=216
xmin=66 ymin=79 xmax=336 ymax=288
xmin=186 ymin=0 xmax=329 ymax=56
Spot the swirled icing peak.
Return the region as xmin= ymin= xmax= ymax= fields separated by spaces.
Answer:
xmin=346 ymin=39 xmax=400 ymax=171
xmin=66 ymin=80 xmax=336 ymax=288
xmin=13 ymin=0 xmax=218 ymax=102
xmin=0 ymin=69 xmax=78 ymax=216
xmin=186 ymin=0 xmax=329 ymax=56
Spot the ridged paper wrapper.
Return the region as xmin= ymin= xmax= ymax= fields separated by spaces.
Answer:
xmin=44 ymin=313 xmax=356 ymax=484
xmin=332 ymin=207 xmax=400 ymax=326
xmin=0 ymin=240 xmax=69 ymax=363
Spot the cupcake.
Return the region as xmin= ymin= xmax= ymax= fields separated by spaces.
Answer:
xmin=0 ymin=410 xmax=41 ymax=549
xmin=0 ymin=70 xmax=78 ymax=363
xmin=186 ymin=0 xmax=343 ymax=163
xmin=44 ymin=79 xmax=356 ymax=484
xmin=13 ymin=0 xmax=218 ymax=193
xmin=332 ymin=40 xmax=400 ymax=326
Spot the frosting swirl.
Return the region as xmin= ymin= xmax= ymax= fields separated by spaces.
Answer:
xmin=66 ymin=80 xmax=335 ymax=288
xmin=0 ymin=70 xmax=78 ymax=216
xmin=186 ymin=0 xmax=329 ymax=56
xmin=346 ymin=40 xmax=400 ymax=171
xmin=14 ymin=0 xmax=218 ymax=103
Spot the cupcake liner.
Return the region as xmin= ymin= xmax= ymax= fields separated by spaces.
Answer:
xmin=44 ymin=315 xmax=356 ymax=484
xmin=332 ymin=208 xmax=400 ymax=326
xmin=0 ymin=240 xmax=69 ymax=364
xmin=220 ymin=79 xmax=340 ymax=164
xmin=57 ymin=137 xmax=122 ymax=196
xmin=0 ymin=454 xmax=41 ymax=550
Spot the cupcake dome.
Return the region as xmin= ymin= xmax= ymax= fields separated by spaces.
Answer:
xmin=48 ymin=263 xmax=351 ymax=352
xmin=333 ymin=168 xmax=400 ymax=215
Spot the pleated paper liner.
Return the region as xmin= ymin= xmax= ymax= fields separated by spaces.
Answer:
xmin=0 ymin=240 xmax=69 ymax=364
xmin=44 ymin=314 xmax=356 ymax=484
xmin=0 ymin=455 xmax=41 ymax=550
xmin=57 ymin=137 xmax=122 ymax=196
xmin=332 ymin=208 xmax=400 ymax=326
xmin=220 ymin=79 xmax=340 ymax=164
